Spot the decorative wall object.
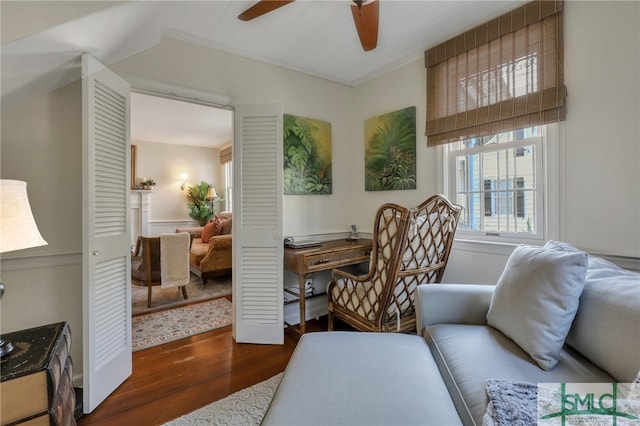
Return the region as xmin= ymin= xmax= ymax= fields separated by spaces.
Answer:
xmin=131 ymin=144 xmax=137 ymax=189
xmin=283 ymin=114 xmax=332 ymax=195
xmin=364 ymin=106 xmax=416 ymax=191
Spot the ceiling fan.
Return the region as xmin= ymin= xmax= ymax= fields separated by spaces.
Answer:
xmin=238 ymin=0 xmax=379 ymax=52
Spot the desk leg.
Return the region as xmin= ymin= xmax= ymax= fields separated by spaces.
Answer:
xmin=298 ymin=273 xmax=306 ymax=334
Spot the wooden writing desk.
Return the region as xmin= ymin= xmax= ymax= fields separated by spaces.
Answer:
xmin=284 ymin=238 xmax=373 ymax=333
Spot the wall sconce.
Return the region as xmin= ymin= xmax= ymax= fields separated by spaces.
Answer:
xmin=180 ymin=173 xmax=188 ymax=191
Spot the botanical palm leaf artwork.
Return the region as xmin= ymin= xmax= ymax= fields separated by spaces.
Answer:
xmin=284 ymin=114 xmax=332 ymax=195
xmin=364 ymin=106 xmax=417 ymax=191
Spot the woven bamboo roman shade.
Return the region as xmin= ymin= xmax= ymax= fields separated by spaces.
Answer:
xmin=425 ymin=0 xmax=565 ymax=146
xmin=220 ymin=146 xmax=232 ymax=164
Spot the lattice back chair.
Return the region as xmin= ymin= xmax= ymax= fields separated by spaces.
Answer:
xmin=388 ymin=194 xmax=462 ymax=332
xmin=328 ymin=195 xmax=462 ymax=333
xmin=328 ymin=203 xmax=410 ymax=332
xmin=131 ymin=236 xmax=188 ymax=308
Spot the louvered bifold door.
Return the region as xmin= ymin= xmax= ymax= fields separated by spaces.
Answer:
xmin=233 ymin=104 xmax=284 ymax=344
xmin=82 ymin=54 xmax=132 ymax=413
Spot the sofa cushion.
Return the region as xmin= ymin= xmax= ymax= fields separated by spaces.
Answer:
xmin=565 ymin=254 xmax=640 ymax=382
xmin=423 ymin=324 xmax=614 ymax=426
xmin=486 ymin=243 xmax=587 ymax=370
xmin=262 ymin=332 xmax=462 ymax=426
xmin=188 ymin=238 xmax=209 ymax=266
xmin=211 ymin=213 xmax=232 ymax=235
xmin=220 ymin=217 xmax=232 ymax=234
xmin=200 ymin=221 xmax=216 ymax=243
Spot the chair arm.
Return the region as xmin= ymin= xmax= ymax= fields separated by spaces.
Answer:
xmin=415 ymin=284 xmax=495 ymax=332
xmin=328 ymin=268 xmax=375 ymax=303
xmin=176 ymin=227 xmax=203 ymax=239
xmin=331 ymin=268 xmax=366 ymax=282
xmin=199 ymin=234 xmax=233 ymax=272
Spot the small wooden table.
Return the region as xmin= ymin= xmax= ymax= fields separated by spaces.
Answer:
xmin=284 ymin=238 xmax=373 ymax=333
xmin=0 ymin=322 xmax=76 ymax=425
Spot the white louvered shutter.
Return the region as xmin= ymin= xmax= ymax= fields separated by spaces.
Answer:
xmin=233 ymin=105 xmax=284 ymax=344
xmin=82 ymin=54 xmax=132 ymax=412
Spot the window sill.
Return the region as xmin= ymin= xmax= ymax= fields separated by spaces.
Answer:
xmin=452 ymin=238 xmax=525 ymax=256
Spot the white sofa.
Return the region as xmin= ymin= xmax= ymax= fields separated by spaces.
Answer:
xmin=262 ymin=245 xmax=640 ymax=425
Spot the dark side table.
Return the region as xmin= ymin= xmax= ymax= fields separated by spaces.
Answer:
xmin=0 ymin=322 xmax=76 ymax=425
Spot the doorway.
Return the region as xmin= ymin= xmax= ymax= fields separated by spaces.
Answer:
xmin=129 ymin=91 xmax=234 ymax=327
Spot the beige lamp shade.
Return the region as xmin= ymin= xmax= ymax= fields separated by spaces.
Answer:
xmin=0 ymin=180 xmax=47 ymax=253
xmin=207 ymin=185 xmax=218 ymax=200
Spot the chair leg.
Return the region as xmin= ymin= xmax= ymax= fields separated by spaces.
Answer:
xmin=147 ymin=285 xmax=152 ymax=308
xmin=181 ymin=286 xmax=188 ymax=300
xmin=328 ymin=312 xmax=334 ymax=331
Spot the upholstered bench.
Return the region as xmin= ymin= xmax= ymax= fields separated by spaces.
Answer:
xmin=261 ymin=331 xmax=461 ymax=425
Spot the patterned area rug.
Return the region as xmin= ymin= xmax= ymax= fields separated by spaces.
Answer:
xmin=132 ymin=274 xmax=232 ymax=316
xmin=132 ymin=298 xmax=233 ymax=351
xmin=164 ymin=373 xmax=283 ymax=425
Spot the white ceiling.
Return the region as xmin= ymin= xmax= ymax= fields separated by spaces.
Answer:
xmin=131 ymin=93 xmax=233 ymax=148
xmin=1 ymin=0 xmax=522 ymax=146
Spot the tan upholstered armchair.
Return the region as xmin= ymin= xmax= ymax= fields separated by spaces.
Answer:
xmin=328 ymin=195 xmax=462 ymax=333
xmin=177 ymin=212 xmax=232 ymax=285
xmin=190 ymin=234 xmax=232 ymax=284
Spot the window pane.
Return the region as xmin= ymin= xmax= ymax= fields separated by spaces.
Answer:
xmin=467 ymin=192 xmax=482 ymax=231
xmin=449 ymin=127 xmax=541 ymax=238
xmin=456 ymin=156 xmax=467 ymax=192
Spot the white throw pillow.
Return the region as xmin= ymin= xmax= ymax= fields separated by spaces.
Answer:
xmin=486 ymin=242 xmax=588 ymax=371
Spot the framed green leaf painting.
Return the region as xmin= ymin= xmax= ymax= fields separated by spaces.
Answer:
xmin=283 ymin=114 xmax=332 ymax=195
xmin=364 ymin=106 xmax=416 ymax=191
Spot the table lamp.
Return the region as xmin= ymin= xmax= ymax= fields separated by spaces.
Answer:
xmin=0 ymin=180 xmax=48 ymax=356
xmin=207 ymin=185 xmax=218 ymax=215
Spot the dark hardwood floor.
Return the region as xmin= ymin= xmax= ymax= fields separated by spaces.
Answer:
xmin=77 ymin=298 xmax=340 ymax=426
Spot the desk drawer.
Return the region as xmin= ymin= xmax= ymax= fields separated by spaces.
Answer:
xmin=305 ymin=249 xmax=371 ymax=272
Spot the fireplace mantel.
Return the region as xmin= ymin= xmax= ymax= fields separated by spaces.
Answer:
xmin=130 ymin=190 xmax=151 ymax=246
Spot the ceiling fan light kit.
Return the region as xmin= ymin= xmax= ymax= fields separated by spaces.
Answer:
xmin=238 ymin=0 xmax=379 ymax=51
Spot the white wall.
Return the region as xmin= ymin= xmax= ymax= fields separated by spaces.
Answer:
xmin=346 ymin=1 xmax=640 ymax=284
xmin=562 ymin=1 xmax=640 ymax=257
xmin=1 ymin=1 xmax=638 ymax=377
xmin=134 ymin=140 xmax=222 ymax=223
xmin=350 ymin=57 xmax=437 ymax=227
xmin=1 ymin=80 xmax=84 ymax=374
xmin=111 ymin=36 xmax=356 ymax=238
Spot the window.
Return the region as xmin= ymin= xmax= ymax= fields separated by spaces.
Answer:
xmin=224 ymin=161 xmax=233 ymax=212
xmin=220 ymin=145 xmax=232 ymax=212
xmin=426 ymin=0 xmax=564 ymax=245
xmin=446 ymin=126 xmax=544 ymax=241
xmin=425 ymin=0 xmax=565 ymax=147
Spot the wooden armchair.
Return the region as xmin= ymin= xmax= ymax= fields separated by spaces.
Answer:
xmin=328 ymin=195 xmax=462 ymax=333
xmin=131 ymin=236 xmax=189 ymax=308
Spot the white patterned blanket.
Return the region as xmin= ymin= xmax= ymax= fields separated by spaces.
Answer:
xmin=483 ymin=378 xmax=640 ymax=426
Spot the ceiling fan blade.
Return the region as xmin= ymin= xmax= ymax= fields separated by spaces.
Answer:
xmin=351 ymin=0 xmax=379 ymax=52
xmin=238 ymin=0 xmax=295 ymax=21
